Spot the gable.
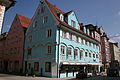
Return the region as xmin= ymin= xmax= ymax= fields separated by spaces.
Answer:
xmin=26 ymin=0 xmax=59 ymax=35
xmin=66 ymin=11 xmax=80 ymax=30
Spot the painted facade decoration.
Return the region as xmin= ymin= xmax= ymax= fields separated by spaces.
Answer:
xmin=24 ymin=0 xmax=101 ymax=78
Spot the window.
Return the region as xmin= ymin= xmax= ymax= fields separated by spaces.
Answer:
xmin=41 ymin=6 xmax=45 ymax=13
xmin=85 ymin=52 xmax=88 ymax=57
xmin=28 ymin=63 xmax=31 ymax=69
xmin=78 ymin=37 xmax=81 ymax=43
xmin=68 ymin=47 xmax=72 ymax=55
xmin=66 ymin=32 xmax=69 ymax=39
xmin=81 ymin=39 xmax=83 ymax=44
xmin=71 ymin=20 xmax=76 ymax=27
xmin=62 ymin=31 xmax=66 ymax=38
xmin=37 ymin=8 xmax=40 ymax=14
xmin=34 ymin=62 xmax=39 ymax=71
xmin=47 ymin=29 xmax=52 ymax=37
xmin=80 ymin=50 xmax=83 ymax=59
xmin=89 ymin=42 xmax=91 ymax=46
xmin=43 ymin=16 xmax=48 ymax=24
xmin=96 ymin=54 xmax=98 ymax=58
xmin=72 ymin=35 xmax=77 ymax=41
xmin=28 ymin=48 xmax=32 ymax=55
xmin=61 ymin=45 xmax=65 ymax=55
xmin=15 ymin=36 xmax=18 ymax=42
xmin=74 ymin=49 xmax=78 ymax=56
xmin=35 ymin=21 xmax=37 ymax=27
xmin=47 ymin=45 xmax=52 ymax=54
xmin=93 ymin=54 xmax=95 ymax=58
xmin=89 ymin=53 xmax=91 ymax=57
xmin=60 ymin=14 xmax=64 ymax=21
xmin=85 ymin=40 xmax=88 ymax=46
xmin=33 ymin=21 xmax=37 ymax=27
xmin=76 ymin=36 xmax=79 ymax=42
xmin=29 ymin=35 xmax=32 ymax=42
xmin=45 ymin=62 xmax=51 ymax=72
xmin=69 ymin=33 xmax=72 ymax=40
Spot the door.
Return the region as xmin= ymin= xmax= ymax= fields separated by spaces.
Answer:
xmin=25 ymin=61 xmax=27 ymax=73
xmin=41 ymin=68 xmax=43 ymax=76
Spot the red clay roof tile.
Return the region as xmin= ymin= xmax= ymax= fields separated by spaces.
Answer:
xmin=16 ymin=14 xmax=31 ymax=28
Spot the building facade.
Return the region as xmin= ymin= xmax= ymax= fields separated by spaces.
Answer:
xmin=0 ymin=0 xmax=16 ymax=34
xmin=98 ymin=27 xmax=111 ymax=71
xmin=0 ymin=32 xmax=7 ymax=72
xmin=3 ymin=14 xmax=31 ymax=73
xmin=24 ymin=0 xmax=101 ymax=78
xmin=109 ymin=41 xmax=120 ymax=68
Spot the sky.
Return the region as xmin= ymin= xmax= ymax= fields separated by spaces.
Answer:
xmin=3 ymin=0 xmax=120 ymax=43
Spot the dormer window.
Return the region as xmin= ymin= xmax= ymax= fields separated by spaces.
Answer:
xmin=71 ymin=20 xmax=76 ymax=27
xmin=60 ymin=14 xmax=64 ymax=21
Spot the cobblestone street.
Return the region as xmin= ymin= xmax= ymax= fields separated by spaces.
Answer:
xmin=0 ymin=74 xmax=120 ymax=80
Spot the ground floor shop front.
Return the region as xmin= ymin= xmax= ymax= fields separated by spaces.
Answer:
xmin=59 ymin=63 xmax=101 ymax=78
xmin=23 ymin=60 xmax=102 ymax=78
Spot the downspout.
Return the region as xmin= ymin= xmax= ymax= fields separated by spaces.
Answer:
xmin=57 ymin=23 xmax=61 ymax=78
xmin=22 ymin=29 xmax=26 ymax=74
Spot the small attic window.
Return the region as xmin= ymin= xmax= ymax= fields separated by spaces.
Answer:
xmin=60 ymin=14 xmax=64 ymax=22
xmin=41 ymin=6 xmax=45 ymax=13
xmin=38 ymin=8 xmax=40 ymax=14
xmin=33 ymin=21 xmax=37 ymax=27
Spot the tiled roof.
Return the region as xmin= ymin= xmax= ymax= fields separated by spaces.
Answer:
xmin=45 ymin=0 xmax=69 ymax=26
xmin=45 ymin=0 xmax=100 ymax=43
xmin=16 ymin=14 xmax=31 ymax=28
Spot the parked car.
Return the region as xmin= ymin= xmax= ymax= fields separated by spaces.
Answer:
xmin=76 ymin=71 xmax=87 ymax=79
xmin=107 ymin=68 xmax=119 ymax=77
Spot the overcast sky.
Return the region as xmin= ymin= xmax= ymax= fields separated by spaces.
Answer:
xmin=3 ymin=0 xmax=120 ymax=43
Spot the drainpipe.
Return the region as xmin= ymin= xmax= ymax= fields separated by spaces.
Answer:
xmin=57 ymin=23 xmax=61 ymax=78
xmin=22 ymin=29 xmax=26 ymax=74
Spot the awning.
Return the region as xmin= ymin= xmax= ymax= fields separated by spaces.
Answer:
xmin=61 ymin=61 xmax=88 ymax=65
xmin=61 ymin=61 xmax=102 ymax=66
xmin=88 ymin=63 xmax=103 ymax=66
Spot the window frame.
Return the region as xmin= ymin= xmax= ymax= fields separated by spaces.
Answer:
xmin=34 ymin=62 xmax=39 ymax=71
xmin=47 ymin=45 xmax=52 ymax=54
xmin=28 ymin=48 xmax=32 ymax=55
xmin=61 ymin=45 xmax=65 ymax=55
xmin=47 ymin=29 xmax=52 ymax=38
xmin=71 ymin=20 xmax=76 ymax=27
xmin=45 ymin=62 xmax=51 ymax=72
xmin=68 ymin=47 xmax=72 ymax=56
xmin=74 ymin=48 xmax=78 ymax=56
xmin=85 ymin=52 xmax=88 ymax=57
xmin=43 ymin=16 xmax=48 ymax=24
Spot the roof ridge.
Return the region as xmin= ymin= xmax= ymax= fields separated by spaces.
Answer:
xmin=16 ymin=14 xmax=31 ymax=28
xmin=45 ymin=0 xmax=65 ymax=14
xmin=16 ymin=14 xmax=31 ymax=20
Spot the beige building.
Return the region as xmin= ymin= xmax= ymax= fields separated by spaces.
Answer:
xmin=109 ymin=40 xmax=120 ymax=68
xmin=0 ymin=0 xmax=16 ymax=34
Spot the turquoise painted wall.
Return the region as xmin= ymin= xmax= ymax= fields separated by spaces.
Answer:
xmin=58 ymin=35 xmax=100 ymax=63
xmin=24 ymin=0 xmax=101 ymax=78
xmin=66 ymin=11 xmax=80 ymax=30
xmin=24 ymin=0 xmax=59 ymax=77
